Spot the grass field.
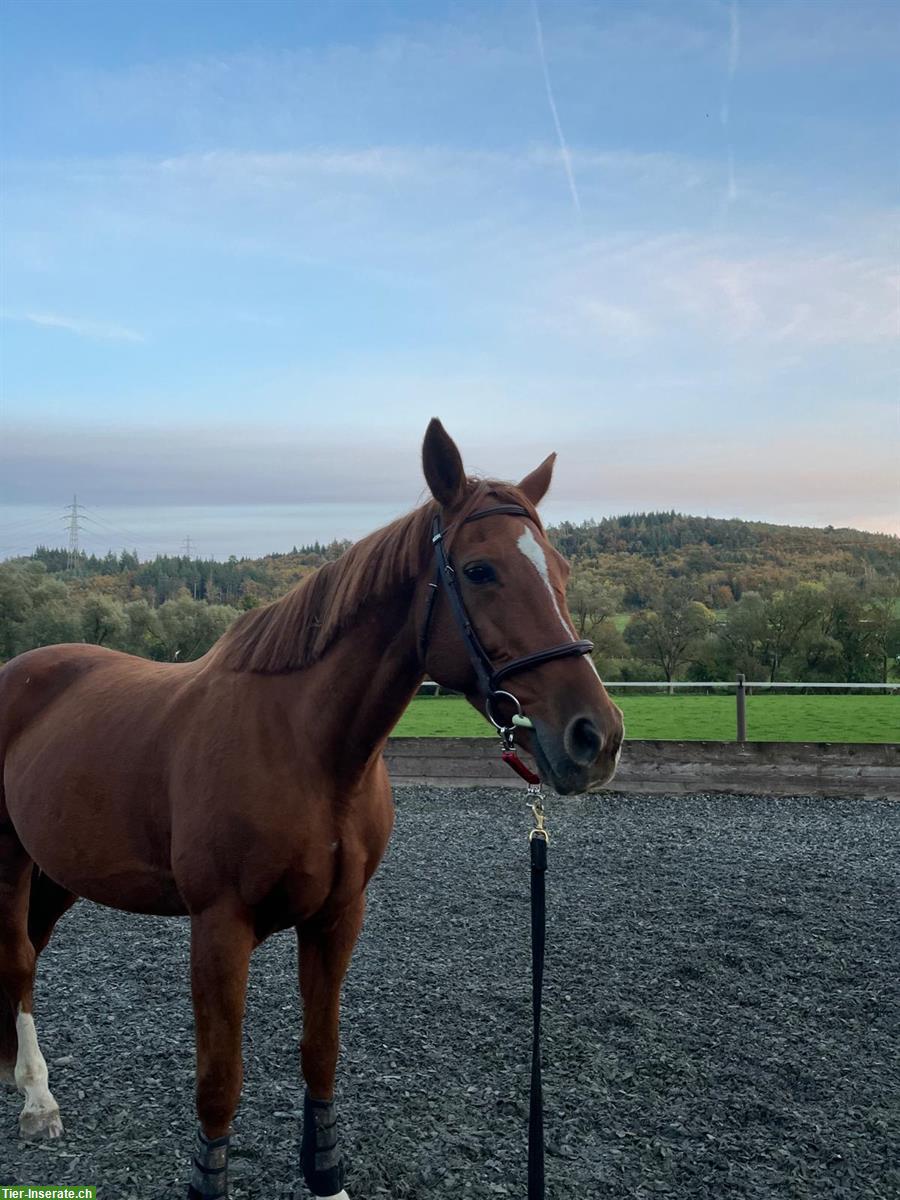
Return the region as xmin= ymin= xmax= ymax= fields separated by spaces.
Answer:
xmin=393 ymin=693 xmax=899 ymax=742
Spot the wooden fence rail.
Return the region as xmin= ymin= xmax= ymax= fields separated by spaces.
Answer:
xmin=385 ymin=738 xmax=900 ymax=800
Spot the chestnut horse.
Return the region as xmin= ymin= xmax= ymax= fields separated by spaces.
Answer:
xmin=0 ymin=420 xmax=624 ymax=1198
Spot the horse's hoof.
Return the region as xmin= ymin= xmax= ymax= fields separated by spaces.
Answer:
xmin=19 ymin=1103 xmax=64 ymax=1140
xmin=0 ymin=1063 xmax=16 ymax=1090
xmin=315 ymin=1192 xmax=350 ymax=1200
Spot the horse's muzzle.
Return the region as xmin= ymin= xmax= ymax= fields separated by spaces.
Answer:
xmin=529 ymin=712 xmax=623 ymax=795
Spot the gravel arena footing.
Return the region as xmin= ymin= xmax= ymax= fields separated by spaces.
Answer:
xmin=3 ymin=788 xmax=899 ymax=1199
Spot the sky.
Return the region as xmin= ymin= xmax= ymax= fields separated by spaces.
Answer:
xmin=1 ymin=0 xmax=898 ymax=560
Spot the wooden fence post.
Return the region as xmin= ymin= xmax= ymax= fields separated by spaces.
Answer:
xmin=736 ymin=674 xmax=747 ymax=743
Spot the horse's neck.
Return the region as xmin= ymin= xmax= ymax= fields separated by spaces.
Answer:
xmin=289 ymin=591 xmax=423 ymax=786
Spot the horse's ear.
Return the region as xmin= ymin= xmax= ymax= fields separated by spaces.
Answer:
xmin=422 ymin=418 xmax=466 ymax=508
xmin=517 ymin=452 xmax=556 ymax=506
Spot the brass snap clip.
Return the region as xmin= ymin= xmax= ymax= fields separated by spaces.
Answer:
xmin=529 ymin=797 xmax=548 ymax=842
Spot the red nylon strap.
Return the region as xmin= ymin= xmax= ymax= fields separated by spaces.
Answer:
xmin=502 ymin=749 xmax=541 ymax=786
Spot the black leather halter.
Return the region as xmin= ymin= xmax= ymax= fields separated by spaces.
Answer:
xmin=419 ymin=504 xmax=593 ymax=734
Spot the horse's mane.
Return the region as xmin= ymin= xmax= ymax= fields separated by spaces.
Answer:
xmin=216 ymin=479 xmax=542 ymax=674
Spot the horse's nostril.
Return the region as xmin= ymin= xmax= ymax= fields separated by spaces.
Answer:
xmin=565 ymin=716 xmax=603 ymax=766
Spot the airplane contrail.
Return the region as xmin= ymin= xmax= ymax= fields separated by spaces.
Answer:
xmin=728 ymin=0 xmax=741 ymax=81
xmin=721 ymin=0 xmax=740 ymax=127
xmin=721 ymin=0 xmax=741 ymax=209
xmin=532 ymin=0 xmax=582 ymax=222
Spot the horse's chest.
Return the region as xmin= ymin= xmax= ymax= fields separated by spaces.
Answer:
xmin=245 ymin=841 xmax=364 ymax=937
xmin=287 ymin=838 xmax=366 ymax=915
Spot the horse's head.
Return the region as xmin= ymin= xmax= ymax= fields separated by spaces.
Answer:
xmin=418 ymin=419 xmax=624 ymax=795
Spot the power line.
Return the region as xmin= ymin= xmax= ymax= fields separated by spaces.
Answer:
xmin=0 ymin=509 xmax=67 ymax=536
xmin=79 ymin=508 xmax=148 ymax=548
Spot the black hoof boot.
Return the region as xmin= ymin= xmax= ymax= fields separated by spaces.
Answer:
xmin=300 ymin=1089 xmax=345 ymax=1197
xmin=187 ymin=1127 xmax=230 ymax=1198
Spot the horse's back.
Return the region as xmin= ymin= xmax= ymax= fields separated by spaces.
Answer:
xmin=0 ymin=644 xmax=125 ymax=746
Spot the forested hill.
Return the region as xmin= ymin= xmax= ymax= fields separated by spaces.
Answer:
xmin=4 ymin=512 xmax=897 ymax=679
xmin=15 ymin=512 xmax=900 ymax=612
xmin=551 ymin=512 xmax=899 ymax=607
xmin=553 ymin=512 xmax=897 ymax=569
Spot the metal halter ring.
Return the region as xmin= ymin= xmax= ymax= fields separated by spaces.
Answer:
xmin=485 ymin=689 xmax=523 ymax=732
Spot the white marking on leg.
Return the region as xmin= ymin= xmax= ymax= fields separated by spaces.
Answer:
xmin=15 ymin=1008 xmax=63 ymax=1139
xmin=314 ymin=1192 xmax=349 ymax=1200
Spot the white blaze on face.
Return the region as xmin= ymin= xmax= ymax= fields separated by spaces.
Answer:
xmin=517 ymin=527 xmax=602 ymax=678
xmin=516 ymin=526 xmax=575 ymax=640
xmin=15 ymin=1008 xmax=63 ymax=1138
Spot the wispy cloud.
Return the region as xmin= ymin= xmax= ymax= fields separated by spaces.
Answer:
xmin=6 ymin=311 xmax=145 ymax=343
xmin=157 ymin=147 xmax=423 ymax=183
xmin=3 ymin=418 xmax=897 ymax=537
xmin=526 ymin=231 xmax=899 ymax=348
xmin=531 ymin=0 xmax=582 ymax=224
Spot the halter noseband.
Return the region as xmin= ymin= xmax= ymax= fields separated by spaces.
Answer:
xmin=419 ymin=504 xmax=593 ymax=750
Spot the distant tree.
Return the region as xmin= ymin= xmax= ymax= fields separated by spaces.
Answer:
xmin=817 ymin=576 xmax=873 ymax=681
xmin=862 ymin=580 xmax=900 ymax=683
xmin=712 ymin=594 xmax=769 ymax=680
xmin=624 ymin=582 xmax=715 ymax=687
xmin=0 ymin=564 xmax=33 ymax=659
xmin=81 ymin=595 xmax=128 ymax=647
xmin=19 ymin=599 xmax=83 ymax=651
xmin=155 ymin=594 xmax=239 ymax=661
xmin=718 ymin=585 xmax=823 ymax=682
xmin=119 ymin=599 xmax=162 ymax=658
xmin=789 ymin=630 xmax=845 ymax=681
xmin=618 ymin=561 xmax=664 ymax=611
xmin=566 ymin=568 xmax=620 ymax=633
xmin=566 ymin=567 xmax=626 ymax=670
xmin=0 ymin=561 xmax=79 ymax=659
xmin=31 ymin=546 xmax=71 ymax=573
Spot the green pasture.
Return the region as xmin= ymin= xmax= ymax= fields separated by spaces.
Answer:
xmin=393 ymin=693 xmax=899 ymax=743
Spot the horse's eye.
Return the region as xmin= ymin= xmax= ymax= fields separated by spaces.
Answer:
xmin=463 ymin=562 xmax=496 ymax=585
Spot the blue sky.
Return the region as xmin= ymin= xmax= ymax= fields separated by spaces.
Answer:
xmin=1 ymin=0 xmax=898 ymax=559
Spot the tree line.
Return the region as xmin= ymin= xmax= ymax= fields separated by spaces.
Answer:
xmin=573 ymin=573 xmax=899 ymax=685
xmin=1 ymin=513 xmax=898 ymax=681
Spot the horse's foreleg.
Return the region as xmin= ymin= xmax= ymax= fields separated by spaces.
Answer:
xmin=187 ymin=903 xmax=254 ymax=1200
xmin=296 ymin=893 xmax=365 ymax=1200
xmin=1 ymin=872 xmax=78 ymax=1090
xmin=27 ymin=870 xmax=77 ymax=957
xmin=0 ymin=832 xmax=63 ymax=1137
xmin=2 ymin=870 xmax=76 ymax=1094
xmin=0 ymin=993 xmax=16 ymax=1087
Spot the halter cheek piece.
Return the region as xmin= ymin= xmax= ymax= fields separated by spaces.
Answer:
xmin=419 ymin=504 xmax=593 ymax=756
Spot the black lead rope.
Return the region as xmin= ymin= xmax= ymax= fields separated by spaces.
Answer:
xmin=529 ymin=824 xmax=547 ymax=1200
xmin=416 ymin=500 xmax=587 ymax=1200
